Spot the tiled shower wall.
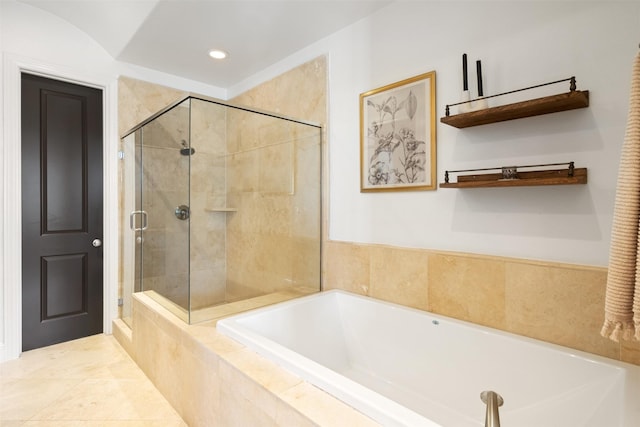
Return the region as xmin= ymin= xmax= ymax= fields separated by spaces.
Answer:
xmin=227 ymin=57 xmax=327 ymax=300
xmin=118 ymin=56 xmax=640 ymax=366
xmin=224 ymin=110 xmax=321 ymax=300
xmin=226 ymin=57 xmax=327 ymax=301
xmin=118 ymin=74 xmax=322 ymax=312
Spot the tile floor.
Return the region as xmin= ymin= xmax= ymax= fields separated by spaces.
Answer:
xmin=0 ymin=334 xmax=186 ymax=426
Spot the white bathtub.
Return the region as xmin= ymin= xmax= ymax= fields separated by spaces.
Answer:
xmin=217 ymin=290 xmax=640 ymax=427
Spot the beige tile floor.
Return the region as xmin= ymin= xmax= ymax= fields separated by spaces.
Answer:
xmin=0 ymin=334 xmax=186 ymax=426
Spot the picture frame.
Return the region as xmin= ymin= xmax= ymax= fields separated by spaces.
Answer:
xmin=360 ymin=71 xmax=436 ymax=192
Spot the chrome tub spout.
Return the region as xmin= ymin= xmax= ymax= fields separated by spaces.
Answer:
xmin=481 ymin=390 xmax=504 ymax=427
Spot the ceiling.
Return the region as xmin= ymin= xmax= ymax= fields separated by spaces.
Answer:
xmin=20 ymin=0 xmax=392 ymax=89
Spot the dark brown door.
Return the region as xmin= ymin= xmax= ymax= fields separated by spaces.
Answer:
xmin=21 ymin=73 xmax=104 ymax=351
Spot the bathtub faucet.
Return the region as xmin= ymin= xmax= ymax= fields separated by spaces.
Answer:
xmin=480 ymin=390 xmax=504 ymax=427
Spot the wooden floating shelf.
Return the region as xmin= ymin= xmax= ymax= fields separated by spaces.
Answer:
xmin=440 ymin=167 xmax=587 ymax=189
xmin=440 ymin=90 xmax=589 ymax=129
xmin=204 ymin=208 xmax=237 ymax=212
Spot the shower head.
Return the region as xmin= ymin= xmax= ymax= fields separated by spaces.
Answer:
xmin=180 ymin=139 xmax=195 ymax=156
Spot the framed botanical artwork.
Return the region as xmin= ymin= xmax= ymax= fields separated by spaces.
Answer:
xmin=360 ymin=71 xmax=436 ymax=192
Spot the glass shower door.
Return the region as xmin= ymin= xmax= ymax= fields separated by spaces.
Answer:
xmin=119 ymin=132 xmax=137 ymax=327
xmin=134 ymin=100 xmax=192 ymax=321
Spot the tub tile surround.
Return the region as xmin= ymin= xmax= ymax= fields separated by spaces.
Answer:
xmin=324 ymin=240 xmax=640 ymax=366
xmin=119 ymin=292 xmax=379 ymax=427
xmin=430 ymin=253 xmax=506 ymax=330
xmin=117 ymin=250 xmax=639 ymax=427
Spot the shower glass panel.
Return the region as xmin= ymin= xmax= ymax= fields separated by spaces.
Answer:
xmin=140 ymin=100 xmax=191 ymax=321
xmin=119 ymin=95 xmax=322 ymax=325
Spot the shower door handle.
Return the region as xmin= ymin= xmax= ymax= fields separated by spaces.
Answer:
xmin=129 ymin=210 xmax=148 ymax=231
xmin=175 ymin=205 xmax=190 ymax=220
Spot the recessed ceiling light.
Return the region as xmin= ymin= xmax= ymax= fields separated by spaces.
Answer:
xmin=208 ymin=49 xmax=228 ymax=60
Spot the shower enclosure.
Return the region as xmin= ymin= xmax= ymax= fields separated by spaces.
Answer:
xmin=119 ymin=95 xmax=322 ymax=324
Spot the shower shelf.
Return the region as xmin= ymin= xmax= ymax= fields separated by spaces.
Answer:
xmin=205 ymin=208 xmax=237 ymax=212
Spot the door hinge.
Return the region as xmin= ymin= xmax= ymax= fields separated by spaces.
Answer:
xmin=117 ymin=298 xmax=123 ymax=307
xmin=117 ymin=150 xmax=125 ymax=160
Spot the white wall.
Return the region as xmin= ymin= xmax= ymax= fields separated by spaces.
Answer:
xmin=0 ymin=1 xmax=225 ymax=361
xmin=231 ymin=1 xmax=640 ymax=267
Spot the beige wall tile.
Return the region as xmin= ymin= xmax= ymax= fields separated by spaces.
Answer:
xmin=274 ymin=401 xmax=318 ymax=427
xmin=172 ymin=350 xmax=220 ymax=427
xmin=228 ymin=150 xmax=259 ymax=193
xmin=255 ymin=194 xmax=294 ymax=236
xmin=504 ymin=263 xmax=619 ymax=359
xmin=324 ymin=241 xmax=370 ymax=295
xmin=231 ymin=56 xmax=327 ymax=125
xmin=190 ymin=154 xmax=226 ymax=195
xmin=428 ymin=253 xmax=506 ymax=329
xmin=218 ymin=388 xmax=278 ymax=427
xmin=292 ymin=236 xmax=321 ymax=289
xmin=111 ymin=319 xmax=135 ymax=359
xmin=225 ymin=193 xmax=260 ymax=234
xmin=621 ymin=339 xmax=640 ymax=365
xmin=369 ymin=246 xmax=429 ymax=310
xmin=219 ymin=361 xmax=279 ymax=427
xmin=292 ymin=135 xmax=322 ymax=238
xmin=118 ymin=76 xmax=186 ymax=137
xmin=190 ymin=98 xmax=227 ymax=155
xmin=132 ymin=295 xmax=221 ymax=427
xmin=259 ymin=142 xmax=293 ymax=193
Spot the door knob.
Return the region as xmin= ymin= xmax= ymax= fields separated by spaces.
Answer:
xmin=92 ymin=238 xmax=102 ymax=248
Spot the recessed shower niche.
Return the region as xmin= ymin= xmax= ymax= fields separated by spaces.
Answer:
xmin=119 ymin=95 xmax=322 ymax=325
